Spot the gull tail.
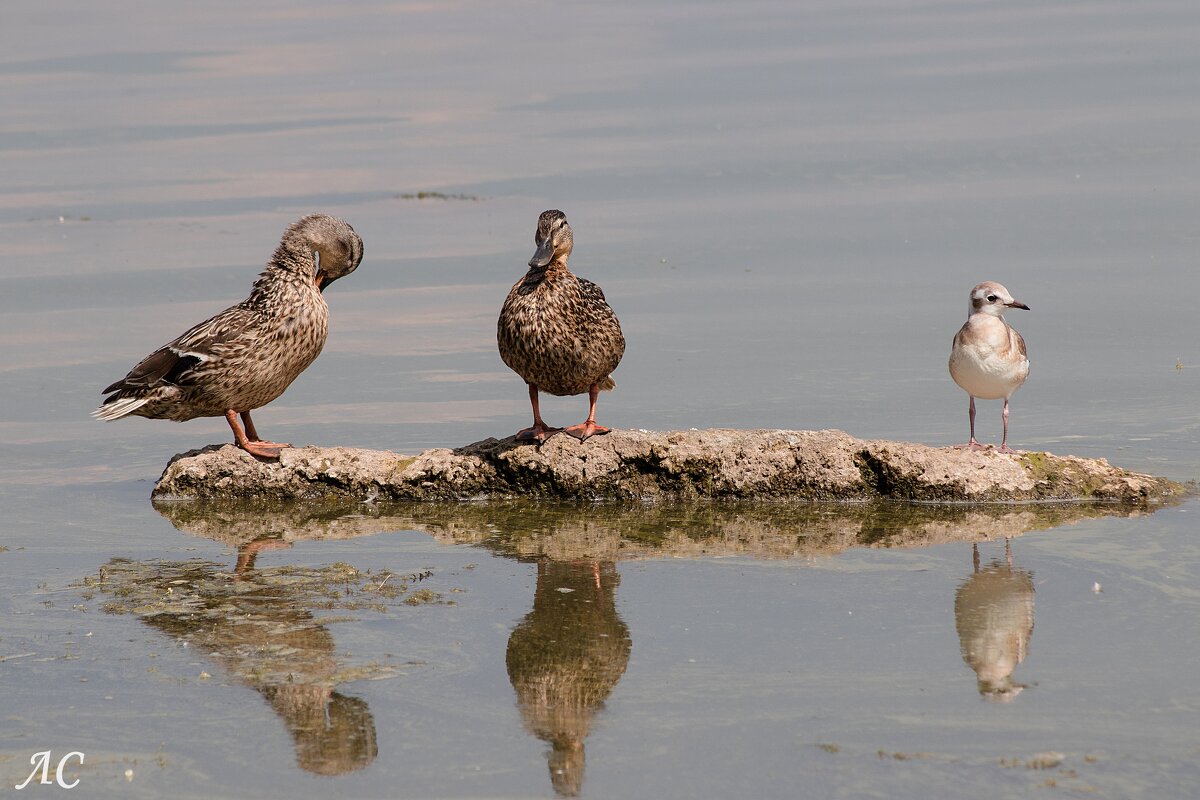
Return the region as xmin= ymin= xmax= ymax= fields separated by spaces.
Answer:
xmin=597 ymin=376 xmax=616 ymax=391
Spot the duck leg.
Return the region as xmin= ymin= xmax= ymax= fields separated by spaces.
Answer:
xmin=564 ymin=383 xmax=611 ymax=441
xmin=515 ymin=384 xmax=562 ymax=443
xmin=234 ymin=537 xmax=293 ymax=575
xmin=241 ymin=410 xmax=293 ymax=452
xmin=226 ymin=410 xmax=290 ymax=458
xmin=955 ymin=396 xmax=984 ymax=450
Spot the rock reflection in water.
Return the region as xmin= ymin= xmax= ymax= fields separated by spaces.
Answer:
xmin=86 ymin=553 xmax=412 ymax=775
xmin=954 ymin=540 xmax=1035 ymax=701
xmin=152 ymin=495 xmax=1161 ymax=563
xmin=148 ymin=496 xmax=1145 ymax=787
xmin=398 ymin=500 xmax=1161 ymax=562
xmin=507 ymin=559 xmax=631 ymax=797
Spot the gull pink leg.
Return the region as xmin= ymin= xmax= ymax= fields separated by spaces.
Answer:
xmin=955 ymin=396 xmax=984 ymax=450
xmin=998 ymin=398 xmax=1017 ymax=454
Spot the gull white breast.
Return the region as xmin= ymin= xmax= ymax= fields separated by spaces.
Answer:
xmin=948 ymin=281 xmax=1030 ymax=453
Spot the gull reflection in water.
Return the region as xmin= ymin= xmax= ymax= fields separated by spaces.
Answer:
xmin=954 ymin=539 xmax=1035 ymax=701
xmin=507 ymin=559 xmax=631 ymax=798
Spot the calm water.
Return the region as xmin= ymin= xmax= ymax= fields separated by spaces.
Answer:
xmin=3 ymin=0 xmax=1200 ymax=797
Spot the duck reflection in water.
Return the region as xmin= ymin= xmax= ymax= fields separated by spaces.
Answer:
xmin=954 ymin=539 xmax=1035 ymax=701
xmin=507 ymin=559 xmax=631 ymax=797
xmin=90 ymin=542 xmax=380 ymax=776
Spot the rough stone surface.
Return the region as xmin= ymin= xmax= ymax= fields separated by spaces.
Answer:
xmin=153 ymin=428 xmax=1184 ymax=504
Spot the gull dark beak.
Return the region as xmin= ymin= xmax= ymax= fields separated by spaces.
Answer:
xmin=1006 ymin=300 xmax=1030 ymax=311
xmin=528 ymin=238 xmax=554 ymax=268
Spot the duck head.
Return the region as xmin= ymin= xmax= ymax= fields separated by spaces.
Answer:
xmin=278 ymin=214 xmax=364 ymax=291
xmin=529 ymin=209 xmax=573 ymax=269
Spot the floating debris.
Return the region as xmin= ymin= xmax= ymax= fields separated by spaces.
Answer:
xmin=1000 ymin=751 xmax=1065 ymax=770
xmin=393 ymin=191 xmax=481 ymax=201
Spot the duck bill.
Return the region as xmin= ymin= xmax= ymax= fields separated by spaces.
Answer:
xmin=315 ymin=270 xmax=329 ymax=291
xmin=1006 ymin=300 xmax=1030 ymax=311
xmin=528 ymin=239 xmax=554 ymax=268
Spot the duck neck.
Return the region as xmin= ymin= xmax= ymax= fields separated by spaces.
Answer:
xmin=272 ymin=238 xmax=319 ymax=276
xmin=249 ymin=257 xmax=320 ymax=310
xmin=533 ymin=257 xmax=570 ymax=277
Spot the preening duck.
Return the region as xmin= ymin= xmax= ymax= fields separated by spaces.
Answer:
xmin=94 ymin=214 xmax=363 ymax=458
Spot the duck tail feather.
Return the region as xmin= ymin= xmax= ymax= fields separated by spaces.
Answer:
xmin=92 ymin=396 xmax=150 ymax=421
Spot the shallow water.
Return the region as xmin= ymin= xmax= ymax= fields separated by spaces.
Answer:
xmin=3 ymin=0 xmax=1200 ymax=797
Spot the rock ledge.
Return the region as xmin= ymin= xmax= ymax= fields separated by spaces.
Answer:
xmin=152 ymin=428 xmax=1184 ymax=504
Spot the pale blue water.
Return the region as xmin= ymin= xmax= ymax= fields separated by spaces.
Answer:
xmin=2 ymin=1 xmax=1200 ymax=797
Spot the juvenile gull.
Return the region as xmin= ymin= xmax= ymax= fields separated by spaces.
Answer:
xmin=948 ymin=281 xmax=1030 ymax=453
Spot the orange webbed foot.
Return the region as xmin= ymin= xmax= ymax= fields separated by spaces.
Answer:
xmin=515 ymin=424 xmax=562 ymax=444
xmin=238 ymin=440 xmax=291 ymax=459
xmin=563 ymin=421 xmax=610 ymax=441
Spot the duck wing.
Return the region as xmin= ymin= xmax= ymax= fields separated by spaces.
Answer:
xmin=577 ymin=278 xmax=624 ymax=336
xmin=576 ymin=277 xmax=609 ymax=305
xmin=102 ymin=303 xmax=258 ymax=394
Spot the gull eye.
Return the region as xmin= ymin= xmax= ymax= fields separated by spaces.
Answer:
xmin=986 ymin=295 xmax=997 ymax=302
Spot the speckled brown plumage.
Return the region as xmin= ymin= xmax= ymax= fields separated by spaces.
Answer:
xmin=498 ymin=210 xmax=625 ymax=441
xmin=94 ymin=214 xmax=363 ymax=458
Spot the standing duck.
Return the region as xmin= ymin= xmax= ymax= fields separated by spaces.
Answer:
xmin=94 ymin=214 xmax=363 ymax=458
xmin=948 ymin=281 xmax=1030 ymax=453
xmin=498 ymin=210 xmax=625 ymax=442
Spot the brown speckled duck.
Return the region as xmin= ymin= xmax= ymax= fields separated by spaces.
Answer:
xmin=498 ymin=210 xmax=625 ymax=442
xmin=93 ymin=214 xmax=363 ymax=458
